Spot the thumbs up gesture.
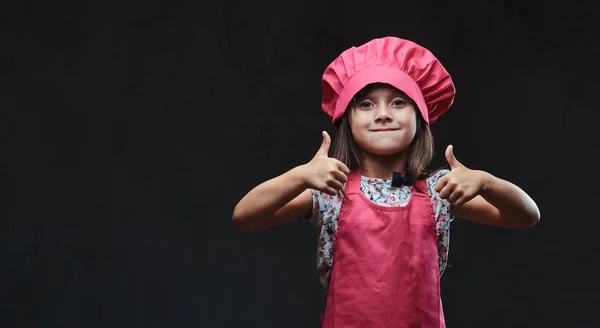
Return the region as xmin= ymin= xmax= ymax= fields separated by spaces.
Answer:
xmin=301 ymin=131 xmax=350 ymax=196
xmin=434 ymin=145 xmax=486 ymax=207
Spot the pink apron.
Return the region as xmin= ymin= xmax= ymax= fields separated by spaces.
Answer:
xmin=321 ymin=170 xmax=445 ymax=327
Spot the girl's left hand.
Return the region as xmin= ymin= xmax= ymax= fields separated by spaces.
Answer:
xmin=434 ymin=145 xmax=489 ymax=207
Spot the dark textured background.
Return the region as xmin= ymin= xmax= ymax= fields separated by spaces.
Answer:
xmin=2 ymin=0 xmax=599 ymax=327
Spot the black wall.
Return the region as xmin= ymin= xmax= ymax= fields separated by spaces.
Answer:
xmin=2 ymin=0 xmax=599 ymax=327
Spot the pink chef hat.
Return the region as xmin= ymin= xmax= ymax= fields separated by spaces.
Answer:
xmin=321 ymin=36 xmax=456 ymax=125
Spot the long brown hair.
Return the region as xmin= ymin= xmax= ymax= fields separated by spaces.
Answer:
xmin=330 ymin=83 xmax=436 ymax=191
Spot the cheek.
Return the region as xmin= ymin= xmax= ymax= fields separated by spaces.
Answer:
xmin=396 ymin=111 xmax=418 ymax=144
xmin=348 ymin=118 xmax=371 ymax=147
xmin=348 ymin=111 xmax=370 ymax=132
xmin=408 ymin=117 xmax=417 ymax=136
xmin=398 ymin=110 xmax=417 ymax=130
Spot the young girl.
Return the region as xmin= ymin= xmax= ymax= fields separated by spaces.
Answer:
xmin=232 ymin=36 xmax=540 ymax=327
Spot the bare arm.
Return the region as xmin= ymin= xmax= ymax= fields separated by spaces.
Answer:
xmin=436 ymin=145 xmax=540 ymax=229
xmin=232 ymin=165 xmax=313 ymax=230
xmin=451 ymin=171 xmax=540 ymax=229
xmin=232 ymin=131 xmax=350 ymax=231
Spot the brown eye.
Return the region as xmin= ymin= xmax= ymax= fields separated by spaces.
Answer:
xmin=359 ymin=101 xmax=373 ymax=109
xmin=392 ymin=100 xmax=406 ymax=106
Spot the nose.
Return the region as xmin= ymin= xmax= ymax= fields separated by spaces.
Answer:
xmin=374 ymin=105 xmax=393 ymax=123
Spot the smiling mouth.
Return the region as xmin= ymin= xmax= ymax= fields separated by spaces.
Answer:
xmin=371 ymin=128 xmax=400 ymax=132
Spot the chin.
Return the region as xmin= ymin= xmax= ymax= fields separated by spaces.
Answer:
xmin=364 ymin=144 xmax=408 ymax=156
xmin=370 ymin=149 xmax=405 ymax=156
xmin=355 ymin=136 xmax=412 ymax=156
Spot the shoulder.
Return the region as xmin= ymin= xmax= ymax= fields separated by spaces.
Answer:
xmin=425 ymin=169 xmax=453 ymax=221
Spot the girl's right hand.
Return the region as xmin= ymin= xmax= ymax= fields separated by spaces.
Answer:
xmin=300 ymin=131 xmax=350 ymax=196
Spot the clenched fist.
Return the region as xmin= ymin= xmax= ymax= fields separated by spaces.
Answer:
xmin=300 ymin=131 xmax=350 ymax=196
xmin=435 ymin=145 xmax=487 ymax=207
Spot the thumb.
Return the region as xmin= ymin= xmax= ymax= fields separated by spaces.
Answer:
xmin=315 ymin=131 xmax=331 ymax=157
xmin=445 ymin=145 xmax=462 ymax=169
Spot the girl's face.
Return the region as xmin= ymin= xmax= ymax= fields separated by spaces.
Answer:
xmin=348 ymin=84 xmax=418 ymax=156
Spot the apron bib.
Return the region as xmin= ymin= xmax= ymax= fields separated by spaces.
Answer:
xmin=321 ymin=170 xmax=445 ymax=328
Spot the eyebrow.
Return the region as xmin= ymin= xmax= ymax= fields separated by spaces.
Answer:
xmin=362 ymin=91 xmax=408 ymax=99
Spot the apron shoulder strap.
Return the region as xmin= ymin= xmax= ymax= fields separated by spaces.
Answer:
xmin=343 ymin=170 xmax=362 ymax=195
xmin=412 ymin=178 xmax=430 ymax=197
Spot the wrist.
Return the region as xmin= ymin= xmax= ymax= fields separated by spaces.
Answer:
xmin=290 ymin=164 xmax=311 ymax=189
xmin=477 ymin=170 xmax=495 ymax=193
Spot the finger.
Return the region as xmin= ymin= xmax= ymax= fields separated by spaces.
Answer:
xmin=327 ymin=179 xmax=344 ymax=192
xmin=337 ymin=161 xmax=350 ymax=175
xmin=445 ymin=145 xmax=463 ymax=170
xmin=331 ymin=170 xmax=348 ymax=184
xmin=453 ymin=196 xmax=468 ymax=207
xmin=316 ymin=131 xmax=331 ymax=157
xmin=455 ymin=189 xmax=477 ymax=207
xmin=447 ymin=189 xmax=463 ymax=204
xmin=437 ymin=184 xmax=453 ymax=200
xmin=434 ymin=176 xmax=448 ymax=194
xmin=324 ymin=186 xmax=338 ymax=196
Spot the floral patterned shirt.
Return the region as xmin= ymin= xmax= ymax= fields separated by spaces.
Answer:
xmin=307 ymin=170 xmax=453 ymax=292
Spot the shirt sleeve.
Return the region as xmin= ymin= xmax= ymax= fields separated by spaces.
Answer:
xmin=427 ymin=169 xmax=454 ymax=223
xmin=427 ymin=169 xmax=454 ymax=275
xmin=306 ymin=189 xmax=325 ymax=231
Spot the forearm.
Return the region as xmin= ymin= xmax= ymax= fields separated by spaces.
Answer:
xmin=232 ymin=165 xmax=308 ymax=227
xmin=479 ymin=171 xmax=540 ymax=228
